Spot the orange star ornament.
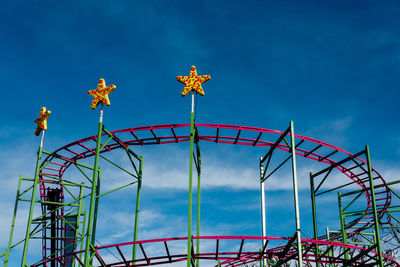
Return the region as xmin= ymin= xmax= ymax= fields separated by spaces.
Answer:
xmin=88 ymin=78 xmax=116 ymax=109
xmin=34 ymin=107 xmax=51 ymax=136
xmin=176 ymin=66 xmax=211 ymax=96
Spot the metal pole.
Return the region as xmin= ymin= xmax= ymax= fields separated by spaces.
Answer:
xmin=84 ymin=105 xmax=103 ymax=266
xmin=21 ymin=130 xmax=45 ymax=266
xmin=91 ymin=167 xmax=101 ymax=246
xmin=259 ymin=157 xmax=266 ymax=267
xmin=4 ymin=175 xmax=23 ymax=266
xmin=72 ymin=183 xmax=84 ymax=267
xmin=79 ymin=211 xmax=87 ymax=262
xmin=191 ymin=92 xmax=194 ymax=113
xmin=326 ymin=227 xmax=333 ymax=267
xmin=40 ymin=129 xmax=45 ymax=147
xmin=99 ymin=102 xmax=104 ymax=123
xmin=196 ymin=149 xmax=201 ymax=267
xmin=309 ymin=172 xmax=319 ymax=267
xmin=133 ymin=156 xmax=143 ymax=263
xmin=337 ymin=192 xmax=349 ymax=260
xmin=289 ymin=121 xmax=303 ymax=267
xmin=365 ymin=145 xmax=384 ymax=267
xmin=187 ymin=92 xmax=195 ymax=267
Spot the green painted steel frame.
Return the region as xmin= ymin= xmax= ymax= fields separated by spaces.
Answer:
xmin=83 ymin=121 xmax=103 ymax=266
xmin=21 ymin=140 xmax=44 ymax=266
xmin=195 ymin=138 xmax=202 ymax=267
xmin=3 ymin=175 xmax=23 ymax=266
xmin=310 ymin=146 xmax=387 ymax=267
xmin=83 ymin=121 xmax=144 ymax=265
xmin=133 ymin=157 xmax=143 ymax=262
xmin=337 ymin=192 xmax=350 ymax=260
xmin=5 ymin=121 xmax=143 ymax=266
xmin=365 ymin=145 xmax=384 ymax=266
xmin=309 ymin=172 xmax=320 ymax=267
xmin=5 ymin=166 xmax=86 ymax=266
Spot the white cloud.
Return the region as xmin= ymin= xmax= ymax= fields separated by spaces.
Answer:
xmin=33 ymin=142 xmax=382 ymax=194
xmin=305 ymin=116 xmax=352 ymax=146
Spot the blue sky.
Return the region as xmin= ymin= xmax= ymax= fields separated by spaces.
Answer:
xmin=1 ymin=0 xmax=400 ymax=265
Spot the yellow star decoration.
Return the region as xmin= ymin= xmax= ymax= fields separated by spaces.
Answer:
xmin=87 ymin=78 xmax=116 ymax=109
xmin=34 ymin=107 xmax=51 ymax=136
xmin=176 ymin=66 xmax=211 ymax=96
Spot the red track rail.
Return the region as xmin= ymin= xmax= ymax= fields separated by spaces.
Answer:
xmin=36 ymin=123 xmax=392 ymax=265
xmin=32 ymin=236 xmax=399 ymax=266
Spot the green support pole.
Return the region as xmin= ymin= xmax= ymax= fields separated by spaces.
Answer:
xmin=84 ymin=119 xmax=103 ymax=266
xmin=4 ymin=175 xmax=23 ymax=266
xmin=365 ymin=145 xmax=384 ymax=267
xmin=196 ymin=149 xmax=201 ymax=267
xmin=187 ymin=92 xmax=195 ymax=267
xmin=21 ymin=131 xmax=45 ymax=266
xmin=132 ymin=156 xmax=143 ymax=263
xmin=289 ymin=121 xmax=303 ymax=267
xmin=80 ymin=211 xmax=87 ymax=262
xmin=91 ymin=167 xmax=101 ymax=246
xmin=326 ymin=227 xmax=333 ymax=267
xmin=337 ymin=192 xmax=349 ymax=260
xmin=309 ymin=172 xmax=319 ymax=267
xmin=72 ymin=183 xmax=84 ymax=267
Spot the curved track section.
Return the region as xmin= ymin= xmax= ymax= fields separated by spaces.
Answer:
xmin=37 ymin=123 xmax=392 ymax=265
xmin=32 ymin=236 xmax=398 ymax=266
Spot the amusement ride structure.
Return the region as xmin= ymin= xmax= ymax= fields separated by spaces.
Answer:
xmin=1 ymin=66 xmax=400 ymax=266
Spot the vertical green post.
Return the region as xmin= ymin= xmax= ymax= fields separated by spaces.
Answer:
xmin=372 ymin=230 xmax=376 ymax=243
xmin=79 ymin=211 xmax=87 ymax=262
xmin=365 ymin=145 xmax=383 ymax=267
xmin=309 ymin=172 xmax=319 ymax=267
xmin=289 ymin=121 xmax=303 ymax=267
xmin=132 ymin=156 xmax=143 ymax=263
xmin=187 ymin=109 xmax=195 ymax=267
xmin=91 ymin=167 xmax=101 ymax=246
xmin=72 ymin=183 xmax=84 ymax=267
xmin=326 ymin=227 xmax=333 ymax=267
xmin=4 ymin=175 xmax=23 ymax=266
xmin=196 ymin=148 xmax=201 ymax=267
xmin=337 ymin=192 xmax=349 ymax=260
xmin=21 ymin=131 xmax=44 ymax=266
xmin=84 ymin=120 xmax=102 ymax=266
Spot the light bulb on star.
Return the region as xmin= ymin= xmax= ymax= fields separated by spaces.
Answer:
xmin=177 ymin=66 xmax=211 ymax=96
xmin=34 ymin=107 xmax=51 ymax=136
xmin=88 ymin=78 xmax=116 ymax=109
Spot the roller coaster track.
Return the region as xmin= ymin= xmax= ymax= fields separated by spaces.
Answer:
xmin=34 ymin=123 xmax=397 ymax=266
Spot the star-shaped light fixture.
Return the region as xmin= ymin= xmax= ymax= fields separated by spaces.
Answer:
xmin=88 ymin=78 xmax=116 ymax=109
xmin=177 ymin=66 xmax=211 ymax=96
xmin=34 ymin=107 xmax=51 ymax=136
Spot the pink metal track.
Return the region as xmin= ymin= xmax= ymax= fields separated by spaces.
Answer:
xmin=36 ymin=123 xmax=393 ymax=266
xmin=32 ymin=236 xmax=398 ymax=266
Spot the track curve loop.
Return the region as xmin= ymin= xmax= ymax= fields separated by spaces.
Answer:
xmin=37 ymin=123 xmax=392 ymax=265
